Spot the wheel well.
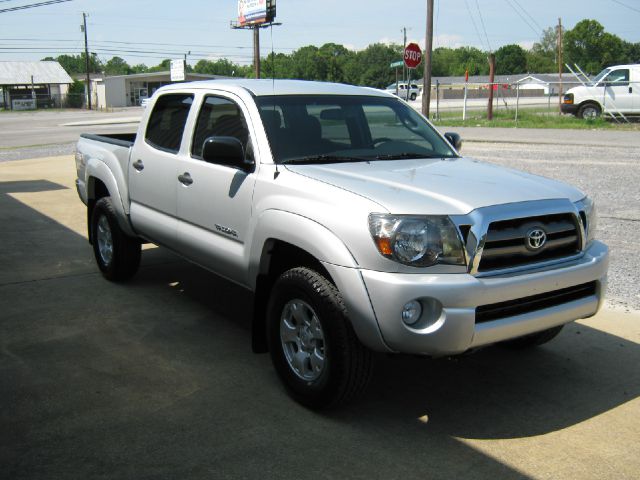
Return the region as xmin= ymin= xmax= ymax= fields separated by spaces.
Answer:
xmin=252 ymin=240 xmax=334 ymax=353
xmin=87 ymin=177 xmax=109 ymax=243
xmin=578 ymin=101 xmax=602 ymax=115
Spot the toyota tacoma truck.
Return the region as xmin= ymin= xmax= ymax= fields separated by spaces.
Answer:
xmin=75 ymin=79 xmax=608 ymax=409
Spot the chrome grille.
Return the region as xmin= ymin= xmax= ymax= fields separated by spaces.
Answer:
xmin=478 ymin=213 xmax=581 ymax=272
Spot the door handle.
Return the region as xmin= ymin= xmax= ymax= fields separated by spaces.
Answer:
xmin=132 ymin=159 xmax=144 ymax=171
xmin=178 ymin=172 xmax=193 ymax=186
xmin=629 ymin=86 xmax=633 ymax=94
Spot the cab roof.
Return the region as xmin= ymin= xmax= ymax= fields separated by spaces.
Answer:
xmin=158 ymin=79 xmax=391 ymax=98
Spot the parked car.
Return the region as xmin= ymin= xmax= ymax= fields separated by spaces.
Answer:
xmin=385 ymin=82 xmax=420 ymax=101
xmin=75 ymin=79 xmax=608 ymax=409
xmin=561 ymin=64 xmax=640 ymax=118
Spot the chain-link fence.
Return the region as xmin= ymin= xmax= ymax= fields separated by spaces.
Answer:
xmin=416 ymin=80 xmax=639 ymax=122
xmin=0 ymin=93 xmax=87 ymax=111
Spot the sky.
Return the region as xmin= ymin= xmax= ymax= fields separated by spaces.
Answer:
xmin=0 ymin=0 xmax=638 ymax=67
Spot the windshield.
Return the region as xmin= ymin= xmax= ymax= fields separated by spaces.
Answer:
xmin=256 ymin=95 xmax=458 ymax=165
xmin=589 ymin=68 xmax=611 ymax=86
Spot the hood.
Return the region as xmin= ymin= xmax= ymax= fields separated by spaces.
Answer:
xmin=285 ymin=157 xmax=584 ymax=215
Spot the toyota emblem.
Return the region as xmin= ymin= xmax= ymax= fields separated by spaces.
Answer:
xmin=526 ymin=228 xmax=547 ymax=250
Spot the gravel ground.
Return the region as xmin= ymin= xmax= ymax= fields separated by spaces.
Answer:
xmin=4 ymin=139 xmax=637 ymax=310
xmin=463 ymin=141 xmax=640 ymax=312
xmin=0 ymin=142 xmax=76 ymax=162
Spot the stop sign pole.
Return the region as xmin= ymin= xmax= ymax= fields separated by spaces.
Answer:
xmin=403 ymin=42 xmax=422 ymax=101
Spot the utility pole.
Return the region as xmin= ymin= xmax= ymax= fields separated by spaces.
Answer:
xmin=422 ymin=0 xmax=434 ymax=117
xmin=402 ymin=27 xmax=407 ymax=87
xmin=82 ymin=12 xmax=91 ymax=110
xmin=487 ymin=53 xmax=496 ymax=120
xmin=253 ymin=26 xmax=260 ymax=78
xmin=557 ymin=17 xmax=563 ymax=115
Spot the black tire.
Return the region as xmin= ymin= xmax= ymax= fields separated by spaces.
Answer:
xmin=410 ymin=93 xmax=417 ymax=101
xmin=90 ymin=196 xmax=141 ymax=281
xmin=577 ymin=103 xmax=601 ymax=119
xmin=503 ymin=325 xmax=564 ymax=349
xmin=267 ymin=267 xmax=373 ymax=409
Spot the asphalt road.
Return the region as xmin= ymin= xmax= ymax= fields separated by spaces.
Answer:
xmin=1 ymin=112 xmax=640 ymax=479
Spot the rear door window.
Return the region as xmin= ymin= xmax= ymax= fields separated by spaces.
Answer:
xmin=145 ymin=93 xmax=194 ymax=153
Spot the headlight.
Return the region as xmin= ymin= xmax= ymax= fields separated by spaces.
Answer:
xmin=368 ymin=214 xmax=466 ymax=267
xmin=575 ymin=196 xmax=597 ymax=245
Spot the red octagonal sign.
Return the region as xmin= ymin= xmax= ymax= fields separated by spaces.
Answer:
xmin=404 ymin=43 xmax=422 ymax=69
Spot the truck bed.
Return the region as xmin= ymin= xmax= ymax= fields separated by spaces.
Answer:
xmin=80 ymin=133 xmax=136 ymax=148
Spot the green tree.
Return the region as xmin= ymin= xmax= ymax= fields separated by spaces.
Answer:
xmin=354 ymin=43 xmax=402 ymax=88
xmin=130 ymin=64 xmax=149 ymax=74
xmin=67 ymin=79 xmax=85 ymax=108
xmin=44 ymin=53 xmax=101 ymax=75
xmin=495 ymin=44 xmax=527 ymax=74
xmin=147 ymin=59 xmax=172 ymax=73
xmin=563 ymin=19 xmax=626 ymax=73
xmin=104 ymin=56 xmax=131 ymax=76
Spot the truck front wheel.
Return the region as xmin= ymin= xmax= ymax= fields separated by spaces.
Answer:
xmin=90 ymin=196 xmax=141 ymax=281
xmin=267 ymin=267 xmax=373 ymax=409
xmin=577 ymin=103 xmax=601 ymax=119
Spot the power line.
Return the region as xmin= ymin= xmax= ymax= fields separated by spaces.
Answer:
xmin=611 ymin=0 xmax=640 ymax=14
xmin=510 ymin=0 xmax=543 ymax=31
xmin=504 ymin=0 xmax=539 ymax=36
xmin=0 ymin=37 xmax=296 ymax=51
xmin=474 ymin=0 xmax=492 ymax=51
xmin=0 ymin=0 xmax=72 ymax=14
xmin=464 ymin=0 xmax=485 ymax=50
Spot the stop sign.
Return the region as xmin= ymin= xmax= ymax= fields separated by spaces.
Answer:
xmin=404 ymin=43 xmax=422 ymax=69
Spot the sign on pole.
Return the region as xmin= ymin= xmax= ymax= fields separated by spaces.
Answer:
xmin=170 ymin=59 xmax=185 ymax=82
xmin=404 ymin=43 xmax=422 ymax=69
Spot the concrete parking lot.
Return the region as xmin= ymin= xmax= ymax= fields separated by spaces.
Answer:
xmin=1 ymin=112 xmax=639 ymax=479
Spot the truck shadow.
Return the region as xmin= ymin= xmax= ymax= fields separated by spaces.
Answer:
xmin=134 ymin=246 xmax=640 ymax=441
xmin=1 ymin=178 xmax=636 ymax=479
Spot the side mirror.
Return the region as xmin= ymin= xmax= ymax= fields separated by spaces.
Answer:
xmin=202 ymin=136 xmax=255 ymax=173
xmin=444 ymin=132 xmax=462 ymax=151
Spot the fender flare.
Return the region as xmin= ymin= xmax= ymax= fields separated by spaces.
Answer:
xmin=85 ymin=158 xmax=137 ymax=238
xmin=248 ymin=209 xmax=391 ymax=353
xmin=248 ymin=209 xmax=358 ymax=286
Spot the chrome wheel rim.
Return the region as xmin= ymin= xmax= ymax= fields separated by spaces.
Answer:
xmin=96 ymin=215 xmax=114 ymax=266
xmin=583 ymin=106 xmax=599 ymax=119
xmin=280 ymin=299 xmax=326 ymax=381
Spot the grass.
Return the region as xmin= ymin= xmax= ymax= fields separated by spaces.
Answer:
xmin=430 ymin=108 xmax=640 ymax=130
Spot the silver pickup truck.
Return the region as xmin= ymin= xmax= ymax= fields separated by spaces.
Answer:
xmin=75 ymin=79 xmax=608 ymax=408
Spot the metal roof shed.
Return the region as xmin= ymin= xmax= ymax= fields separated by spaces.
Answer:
xmin=0 ymin=61 xmax=73 ymax=110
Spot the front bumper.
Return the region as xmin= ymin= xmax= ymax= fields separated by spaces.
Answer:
xmin=359 ymin=240 xmax=608 ymax=355
xmin=560 ymin=103 xmax=579 ymax=115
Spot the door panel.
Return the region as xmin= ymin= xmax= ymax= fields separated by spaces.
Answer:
xmin=175 ymin=94 xmax=256 ymax=284
xmin=603 ymin=69 xmax=633 ymax=113
xmin=176 ymin=158 xmax=255 ymax=282
xmin=128 ymin=93 xmax=194 ymax=248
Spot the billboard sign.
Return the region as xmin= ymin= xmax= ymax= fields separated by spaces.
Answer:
xmin=170 ymin=59 xmax=185 ymax=82
xmin=238 ymin=0 xmax=276 ymax=26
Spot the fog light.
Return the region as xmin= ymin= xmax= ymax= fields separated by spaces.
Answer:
xmin=401 ymin=300 xmax=422 ymax=326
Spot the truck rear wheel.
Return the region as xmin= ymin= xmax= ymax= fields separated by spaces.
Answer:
xmin=503 ymin=325 xmax=564 ymax=349
xmin=267 ymin=267 xmax=373 ymax=409
xmin=91 ymin=196 xmax=141 ymax=281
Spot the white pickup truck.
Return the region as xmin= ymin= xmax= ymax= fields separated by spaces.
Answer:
xmin=75 ymin=79 xmax=608 ymax=408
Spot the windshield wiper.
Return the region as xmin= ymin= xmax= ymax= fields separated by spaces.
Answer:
xmin=280 ymin=154 xmax=372 ymax=165
xmin=373 ymin=152 xmax=440 ymax=160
